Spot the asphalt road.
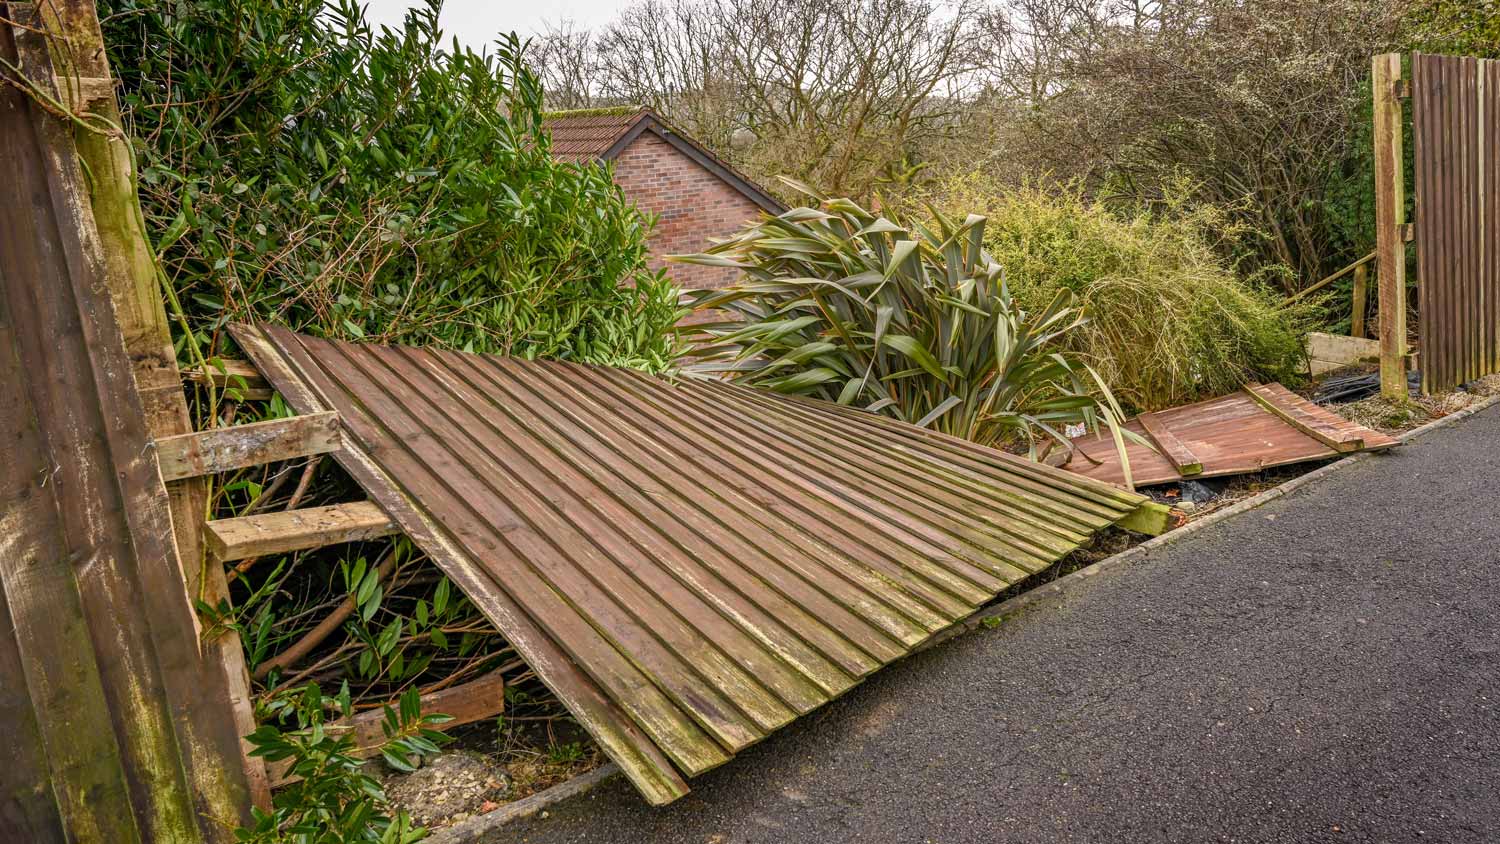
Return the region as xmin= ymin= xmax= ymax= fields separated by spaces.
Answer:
xmin=497 ymin=403 xmax=1500 ymax=843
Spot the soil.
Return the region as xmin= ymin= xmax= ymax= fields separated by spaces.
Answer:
xmin=1321 ymin=365 xmax=1500 ymax=434
xmin=380 ymin=678 xmax=603 ymax=832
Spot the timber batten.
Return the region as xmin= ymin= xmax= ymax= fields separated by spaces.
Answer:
xmin=232 ymin=322 xmax=1159 ymax=804
xmin=0 ymin=5 xmax=252 ymax=837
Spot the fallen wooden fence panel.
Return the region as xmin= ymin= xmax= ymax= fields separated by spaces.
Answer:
xmin=1058 ymin=383 xmax=1400 ymax=488
xmin=232 ymin=322 xmax=1159 ymax=805
xmin=1 ymin=7 xmax=251 ymax=839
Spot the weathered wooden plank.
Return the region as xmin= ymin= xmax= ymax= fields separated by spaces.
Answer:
xmin=1243 ymin=383 xmax=1363 ymax=452
xmin=185 ymin=359 xmax=274 ymax=401
xmin=1351 ymin=262 xmax=1369 ymax=338
xmin=0 ymin=251 xmax=131 ymax=844
xmin=1306 ymin=331 xmax=1381 ymax=363
xmin=206 ymin=501 xmax=398 ymax=561
xmin=1373 ymin=53 xmax=1408 ymax=399
xmin=267 ymin=671 xmax=508 ymax=787
xmin=155 ymin=411 xmax=341 ymax=481
xmin=4 ymin=4 xmax=255 ymax=838
xmin=1115 ymin=501 xmax=1173 ymax=536
xmin=230 ymin=322 xmax=693 ymax=806
xmin=33 ymin=0 xmax=267 ymax=814
xmin=1136 ymin=411 xmax=1203 ymax=476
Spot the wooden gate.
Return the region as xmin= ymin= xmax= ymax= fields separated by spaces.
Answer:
xmin=1412 ymin=53 xmax=1500 ymax=393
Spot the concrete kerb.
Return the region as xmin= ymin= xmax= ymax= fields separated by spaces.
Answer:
xmin=426 ymin=390 xmax=1500 ymax=842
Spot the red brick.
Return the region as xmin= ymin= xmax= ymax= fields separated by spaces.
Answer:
xmin=611 ymin=134 xmax=763 ymax=292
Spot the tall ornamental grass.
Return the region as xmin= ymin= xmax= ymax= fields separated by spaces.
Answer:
xmin=932 ymin=177 xmax=1314 ymax=411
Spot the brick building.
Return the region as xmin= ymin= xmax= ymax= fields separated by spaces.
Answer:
xmin=543 ymin=108 xmax=784 ymax=293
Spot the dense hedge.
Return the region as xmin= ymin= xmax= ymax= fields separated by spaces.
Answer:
xmin=100 ymin=0 xmax=679 ymax=368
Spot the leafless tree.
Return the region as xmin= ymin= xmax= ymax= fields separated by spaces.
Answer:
xmin=535 ymin=0 xmax=988 ymax=200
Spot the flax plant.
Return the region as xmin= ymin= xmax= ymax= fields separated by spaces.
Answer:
xmin=678 ymin=182 xmax=1136 ymax=471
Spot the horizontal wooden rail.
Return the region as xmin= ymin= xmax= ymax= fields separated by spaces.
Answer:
xmin=267 ymin=670 xmax=508 ymax=788
xmin=1284 ymin=250 xmax=1377 ymax=304
xmin=156 ymin=411 xmax=340 ymax=481
xmin=1243 ymin=383 xmax=1363 ymax=451
xmin=185 ymin=358 xmax=273 ymax=400
xmin=206 ymin=501 xmax=398 ymax=561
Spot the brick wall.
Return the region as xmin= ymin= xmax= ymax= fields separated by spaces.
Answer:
xmin=611 ymin=132 xmax=763 ymax=293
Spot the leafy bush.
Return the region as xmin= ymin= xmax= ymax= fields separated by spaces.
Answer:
xmin=681 ymin=183 xmax=1130 ymax=457
xmin=100 ymin=0 xmax=679 ymax=369
xmin=928 ymin=177 xmax=1313 ymax=411
xmin=239 ymin=683 xmax=451 ymax=843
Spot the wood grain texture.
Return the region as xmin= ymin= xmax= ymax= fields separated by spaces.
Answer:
xmin=35 ymin=0 xmax=266 ymax=813
xmin=1413 ymin=53 xmax=1500 ymax=393
xmin=1243 ymin=382 xmax=1363 ymax=451
xmin=155 ymin=410 xmax=340 ymax=481
xmin=206 ymin=501 xmax=398 ymax=561
xmin=1137 ymin=411 xmax=1203 ymax=475
xmin=230 ymin=323 xmax=695 ymax=806
xmin=0 ymin=6 xmax=250 ymax=838
xmin=1373 ymin=53 xmax=1409 ymax=399
xmin=231 ymin=321 xmax=1152 ymax=806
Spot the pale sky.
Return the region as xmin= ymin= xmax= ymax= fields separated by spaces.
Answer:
xmin=360 ymin=0 xmax=629 ymax=45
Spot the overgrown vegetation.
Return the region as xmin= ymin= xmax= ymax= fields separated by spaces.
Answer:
xmin=91 ymin=0 xmax=680 ymax=828
xmin=102 ymin=0 xmax=678 ymax=366
xmin=682 ymin=183 xmax=1130 ymax=457
xmin=238 ymin=684 xmax=450 ymax=843
xmin=538 ymin=0 xmax=1493 ymax=292
xmin=928 ymin=177 xmax=1314 ymax=410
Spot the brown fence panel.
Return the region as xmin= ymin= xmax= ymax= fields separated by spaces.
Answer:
xmin=0 ymin=6 xmax=250 ymax=841
xmin=1414 ymin=52 xmax=1500 ymax=393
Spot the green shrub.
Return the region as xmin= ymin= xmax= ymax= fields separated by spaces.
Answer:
xmin=100 ymin=0 xmax=679 ymax=369
xmin=239 ymin=683 xmax=450 ymax=843
xmin=681 ymin=183 xmax=1133 ymax=460
xmin=929 ymin=177 xmax=1313 ymax=411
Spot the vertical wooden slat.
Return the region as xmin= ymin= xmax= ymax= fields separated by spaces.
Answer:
xmin=1 ymin=3 xmax=252 ymax=839
xmin=1412 ymin=52 xmax=1500 ymax=392
xmin=37 ymin=0 xmax=266 ymax=818
xmin=1374 ymin=53 xmax=1408 ymax=398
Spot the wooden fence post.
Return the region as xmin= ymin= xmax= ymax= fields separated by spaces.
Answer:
xmin=1351 ymin=262 xmax=1369 ymax=338
xmin=1373 ymin=53 xmax=1409 ymax=399
xmin=36 ymin=0 xmax=268 ymax=814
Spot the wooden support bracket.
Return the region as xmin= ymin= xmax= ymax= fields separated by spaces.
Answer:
xmin=185 ymin=359 xmax=273 ymax=401
xmin=206 ymin=500 xmax=398 ymax=561
xmin=1116 ymin=501 xmax=1173 ymax=536
xmin=156 ymin=411 xmax=340 ymax=482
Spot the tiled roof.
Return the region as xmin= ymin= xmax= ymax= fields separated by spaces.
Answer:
xmin=542 ymin=108 xmax=651 ymax=163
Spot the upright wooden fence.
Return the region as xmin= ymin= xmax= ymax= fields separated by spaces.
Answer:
xmin=1411 ymin=53 xmax=1500 ymax=393
xmin=0 ymin=4 xmax=251 ymax=840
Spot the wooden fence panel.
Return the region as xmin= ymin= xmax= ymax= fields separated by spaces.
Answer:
xmin=1414 ymin=52 xmax=1500 ymax=393
xmin=0 ymin=5 xmax=251 ymax=840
